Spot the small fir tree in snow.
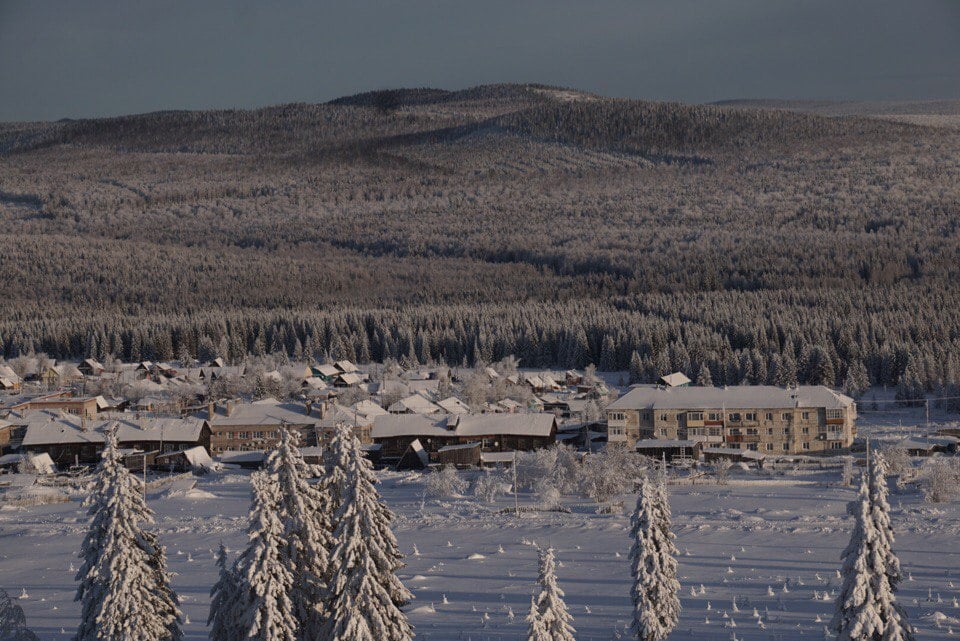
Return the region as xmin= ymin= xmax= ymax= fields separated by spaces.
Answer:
xmin=323 ymin=424 xmax=413 ymax=641
xmin=830 ymin=471 xmax=913 ymax=641
xmin=629 ymin=476 xmax=681 ymax=641
xmin=526 ymin=547 xmax=576 ymax=641
xmin=0 ymin=588 xmax=39 ymax=641
xmin=235 ymin=471 xmax=298 ymax=641
xmin=74 ymin=427 xmax=183 ymax=641
xmin=266 ymin=426 xmax=333 ymax=638
xmin=208 ymin=542 xmax=241 ymax=641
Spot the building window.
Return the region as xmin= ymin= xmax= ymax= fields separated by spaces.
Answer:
xmin=610 ymin=412 xmax=626 ymax=421
xmin=802 ymin=442 xmax=811 ymax=450
xmin=781 ymin=412 xmax=792 ymax=421
xmin=708 ymin=412 xmax=720 ymax=421
xmin=659 ymin=428 xmax=668 ymax=436
xmin=802 ymin=412 xmax=810 ymax=420
xmin=830 ymin=442 xmax=843 ymax=450
xmin=783 ymin=443 xmax=790 ymax=451
xmin=659 ymin=413 xmax=670 ymax=422
xmin=802 ymin=427 xmax=810 ymax=435
xmin=766 ymin=443 xmax=774 ymax=451
xmin=745 ymin=412 xmax=757 ymax=421
xmin=765 ymin=412 xmax=773 ymax=421
xmin=747 ymin=444 xmax=758 ymax=451
xmin=826 ymin=409 xmax=843 ymax=420
xmin=688 ymin=412 xmax=703 ymax=421
xmin=729 ymin=413 xmax=741 ymax=422
xmin=746 ymin=428 xmax=759 ymax=435
xmin=729 ymin=428 xmax=742 ymax=436
xmin=767 ymin=428 xmax=774 ymax=435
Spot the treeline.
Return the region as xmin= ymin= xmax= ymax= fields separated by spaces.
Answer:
xmin=4 ymin=284 xmax=960 ymax=396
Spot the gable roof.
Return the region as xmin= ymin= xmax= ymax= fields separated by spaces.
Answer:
xmin=206 ymin=399 xmax=319 ymax=427
xmin=20 ymin=412 xmax=206 ymax=447
xmin=372 ymin=412 xmax=556 ymax=440
xmin=659 ymin=372 xmax=692 ymax=387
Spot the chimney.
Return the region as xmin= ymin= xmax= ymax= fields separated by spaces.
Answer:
xmin=225 ymin=400 xmax=235 ymax=417
xmin=207 ymin=401 xmax=215 ymax=421
xmin=305 ymin=400 xmax=313 ymax=416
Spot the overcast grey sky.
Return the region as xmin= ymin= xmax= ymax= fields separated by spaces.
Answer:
xmin=1 ymin=0 xmax=959 ymax=122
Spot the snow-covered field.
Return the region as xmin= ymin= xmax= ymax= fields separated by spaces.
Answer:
xmin=2 ymin=464 xmax=959 ymax=641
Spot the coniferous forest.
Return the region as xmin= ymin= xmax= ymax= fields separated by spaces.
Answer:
xmin=2 ymin=85 xmax=960 ymax=393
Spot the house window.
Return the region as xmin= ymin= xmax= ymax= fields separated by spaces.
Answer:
xmin=802 ymin=412 xmax=811 ymax=420
xmin=729 ymin=428 xmax=741 ymax=436
xmin=745 ymin=412 xmax=757 ymax=421
xmin=688 ymin=412 xmax=703 ymax=421
xmin=659 ymin=428 xmax=668 ymax=436
xmin=802 ymin=442 xmax=811 ymax=450
xmin=610 ymin=427 xmax=623 ymax=436
xmin=747 ymin=444 xmax=758 ymax=451
xmin=783 ymin=443 xmax=790 ymax=451
xmin=766 ymin=443 xmax=774 ymax=451
xmin=781 ymin=412 xmax=792 ymax=421
xmin=729 ymin=413 xmax=741 ymax=422
xmin=660 ymin=413 xmax=670 ymax=422
xmin=826 ymin=409 xmax=844 ymax=420
xmin=746 ymin=428 xmax=759 ymax=435
xmin=767 ymin=428 xmax=774 ymax=435
xmin=709 ymin=428 xmax=721 ymax=436
xmin=765 ymin=412 xmax=773 ymax=421
xmin=830 ymin=442 xmax=843 ymax=450
xmin=708 ymin=412 xmax=720 ymax=421
xmin=802 ymin=427 xmax=810 ymax=435
xmin=610 ymin=412 xmax=626 ymax=421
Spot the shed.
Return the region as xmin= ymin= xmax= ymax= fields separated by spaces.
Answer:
xmin=436 ymin=442 xmax=481 ymax=467
xmin=396 ymin=439 xmax=430 ymax=471
xmin=635 ymin=439 xmax=702 ymax=462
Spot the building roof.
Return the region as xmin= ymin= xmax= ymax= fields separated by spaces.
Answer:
xmin=436 ymin=396 xmax=471 ymax=414
xmin=388 ymin=393 xmax=443 ymax=415
xmin=607 ymin=385 xmax=854 ymax=412
xmin=635 ymin=439 xmax=699 ymax=449
xmin=659 ymin=372 xmax=692 ymax=387
xmin=20 ymin=412 xmax=206 ymax=447
xmin=372 ymin=412 xmax=556 ymax=440
xmin=335 ymin=360 xmax=359 ymax=373
xmin=207 ymin=399 xmax=318 ymax=428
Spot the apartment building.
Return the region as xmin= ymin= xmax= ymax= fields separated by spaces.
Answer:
xmin=605 ymin=385 xmax=856 ymax=454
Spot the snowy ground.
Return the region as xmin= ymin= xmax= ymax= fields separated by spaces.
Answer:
xmin=2 ymin=463 xmax=959 ymax=641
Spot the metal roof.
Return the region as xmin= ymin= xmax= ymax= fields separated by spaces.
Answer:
xmin=607 ymin=385 xmax=854 ymax=411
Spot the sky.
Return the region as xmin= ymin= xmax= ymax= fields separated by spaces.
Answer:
xmin=1 ymin=0 xmax=959 ymax=122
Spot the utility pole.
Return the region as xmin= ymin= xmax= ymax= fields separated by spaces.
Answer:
xmin=512 ymin=453 xmax=519 ymax=517
xmin=925 ymin=399 xmax=930 ymax=431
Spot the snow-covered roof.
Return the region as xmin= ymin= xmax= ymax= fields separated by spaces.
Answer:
xmin=207 ymin=399 xmax=319 ymax=427
xmin=436 ymin=397 xmax=471 ymax=414
xmin=480 ymin=451 xmax=516 ymax=464
xmin=388 ymin=393 xmax=443 ymax=415
xmin=336 ymin=372 xmax=364 ymax=386
xmin=372 ymin=413 xmax=556 ymax=440
xmin=353 ymin=399 xmax=388 ymax=419
xmin=608 ymin=385 xmax=854 ymax=411
xmin=659 ymin=372 xmax=692 ymax=387
xmin=156 ymin=446 xmax=215 ymax=471
xmin=335 ymin=360 xmax=359 ymax=373
xmin=20 ymin=412 xmax=206 ymax=446
xmin=438 ymin=442 xmax=481 ymax=452
xmin=314 ymin=364 xmax=340 ymax=377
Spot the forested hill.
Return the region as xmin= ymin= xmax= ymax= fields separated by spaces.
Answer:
xmin=2 ymin=84 xmax=960 ymax=393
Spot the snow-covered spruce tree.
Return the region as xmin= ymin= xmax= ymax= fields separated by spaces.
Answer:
xmin=74 ymin=427 xmax=182 ymax=641
xmin=265 ymin=426 xmax=333 ymax=638
xmin=526 ymin=546 xmax=576 ymax=641
xmin=208 ymin=542 xmax=242 ymax=641
xmin=831 ymin=472 xmax=914 ymax=641
xmin=235 ymin=471 xmax=298 ymax=641
xmin=629 ymin=476 xmax=681 ymax=641
xmin=323 ymin=423 xmax=353 ymax=517
xmin=868 ymin=451 xmax=902 ymax=590
xmin=0 ymin=587 xmax=39 ymax=641
xmin=324 ymin=425 xmax=413 ymax=641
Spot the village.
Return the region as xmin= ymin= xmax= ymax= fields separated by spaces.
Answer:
xmin=1 ymin=352 xmax=956 ymax=480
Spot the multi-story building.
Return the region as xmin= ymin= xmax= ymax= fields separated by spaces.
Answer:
xmin=605 ymin=385 xmax=856 ymax=454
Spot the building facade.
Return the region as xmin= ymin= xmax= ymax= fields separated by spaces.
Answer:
xmin=606 ymin=385 xmax=856 ymax=454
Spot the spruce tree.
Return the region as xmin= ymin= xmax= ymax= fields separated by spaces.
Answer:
xmin=266 ymin=427 xmax=333 ymax=639
xmin=526 ymin=547 xmax=576 ymax=641
xmin=831 ymin=471 xmax=913 ymax=641
xmin=868 ymin=452 xmax=902 ymax=591
xmin=74 ymin=427 xmax=183 ymax=641
xmin=208 ymin=542 xmax=241 ymax=641
xmin=629 ymin=476 xmax=681 ymax=641
xmin=324 ymin=425 xmax=413 ymax=641
xmin=235 ymin=471 xmax=298 ymax=641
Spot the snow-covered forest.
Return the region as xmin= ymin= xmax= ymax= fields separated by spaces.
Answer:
xmin=2 ymin=86 xmax=960 ymax=395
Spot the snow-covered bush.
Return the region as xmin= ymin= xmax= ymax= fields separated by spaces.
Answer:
xmin=882 ymin=446 xmax=912 ymax=478
xmin=923 ymin=457 xmax=960 ymax=503
xmin=471 ymin=469 xmax=507 ymax=503
xmin=581 ymin=446 xmax=645 ymax=504
xmin=425 ymin=465 xmax=468 ymax=498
